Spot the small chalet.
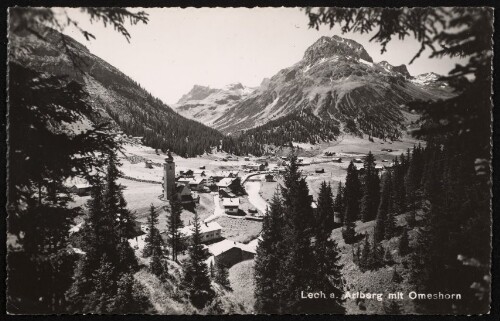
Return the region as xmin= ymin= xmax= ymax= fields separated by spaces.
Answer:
xmin=188 ymin=177 xmax=206 ymax=191
xmin=180 ymin=221 xmax=222 ymax=244
xmin=205 ymin=239 xmax=256 ymax=268
xmin=199 ymin=165 xmax=206 ymax=170
xmin=315 ymin=168 xmax=325 ymax=173
xmin=353 ymin=158 xmax=364 ymax=163
xmin=70 ymin=183 xmax=92 ymax=196
xmin=244 ymin=157 xmax=250 ymax=161
xmin=145 ymin=160 xmax=153 ymax=169
xmin=222 ymin=197 xmax=240 ymax=214
xmin=332 ymin=157 xmax=342 ymax=163
xmin=174 ymin=183 xmax=194 ymax=204
xmin=216 ymin=177 xmax=235 ymax=191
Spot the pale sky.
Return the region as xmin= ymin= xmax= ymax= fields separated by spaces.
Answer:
xmin=61 ymin=7 xmax=466 ymax=105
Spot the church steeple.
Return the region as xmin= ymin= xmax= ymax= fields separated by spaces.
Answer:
xmin=166 ymin=149 xmax=174 ymax=163
xmin=164 ymin=150 xmax=175 ymax=200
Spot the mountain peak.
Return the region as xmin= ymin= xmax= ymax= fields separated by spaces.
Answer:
xmin=177 ymin=85 xmax=220 ymax=104
xmin=225 ymin=83 xmax=244 ymax=90
xmin=304 ymin=35 xmax=373 ymax=64
xmin=377 ymin=61 xmax=411 ymax=77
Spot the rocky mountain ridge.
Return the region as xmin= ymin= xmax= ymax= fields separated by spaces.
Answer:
xmin=175 ymin=35 xmax=454 ymax=139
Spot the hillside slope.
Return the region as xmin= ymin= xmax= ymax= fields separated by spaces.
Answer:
xmin=9 ymin=27 xmax=224 ymax=157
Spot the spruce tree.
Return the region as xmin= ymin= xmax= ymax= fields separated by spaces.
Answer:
xmin=254 ymin=190 xmax=284 ymax=314
xmin=377 ymin=171 xmax=397 ymax=241
xmin=314 ymin=181 xmax=335 ymax=236
xmin=333 ymin=181 xmax=344 ymax=224
xmin=214 ymin=261 xmax=232 ymax=290
xmin=143 ymin=204 xmax=163 ymax=258
xmin=344 ymin=161 xmax=361 ymax=224
xmin=181 ymin=211 xmax=214 ymax=309
xmin=360 ymin=151 xmax=381 ymax=222
xmin=67 ymin=155 xmax=139 ymax=313
xmin=167 ymin=191 xmax=184 ymax=261
xmin=385 ymin=212 xmax=397 ymax=240
xmin=310 ymin=183 xmax=345 ymax=313
xmin=279 ymin=155 xmax=318 ymax=313
xmin=398 ymin=228 xmax=410 ymax=257
xmin=359 ymin=235 xmax=371 ymax=271
xmin=392 ymin=157 xmax=407 ymax=214
xmin=342 ymin=161 xmax=361 ymax=243
xmin=112 ymin=273 xmax=152 ymax=313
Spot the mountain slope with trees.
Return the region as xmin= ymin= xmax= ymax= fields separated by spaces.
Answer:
xmin=9 ymin=27 xmax=225 ymax=157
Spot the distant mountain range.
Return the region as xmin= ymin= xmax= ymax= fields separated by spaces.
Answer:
xmin=175 ymin=35 xmax=454 ymax=140
xmin=174 ymin=83 xmax=255 ymax=127
xmin=11 ymin=27 xmax=455 ymax=157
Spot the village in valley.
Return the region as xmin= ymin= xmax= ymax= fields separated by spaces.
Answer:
xmin=65 ymin=131 xmax=422 ymax=307
xmin=7 ymin=7 xmax=491 ymax=316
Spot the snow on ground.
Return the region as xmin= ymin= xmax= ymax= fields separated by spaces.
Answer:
xmin=244 ymin=181 xmax=269 ymax=214
xmin=120 ymin=160 xmax=163 ymax=182
xmin=204 ymin=194 xmax=225 ymax=223
xmin=118 ymin=178 xmax=164 ymax=216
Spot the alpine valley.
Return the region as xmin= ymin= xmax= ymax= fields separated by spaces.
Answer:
xmin=12 ymin=27 xmax=453 ymax=157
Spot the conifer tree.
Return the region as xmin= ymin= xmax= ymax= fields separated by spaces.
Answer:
xmin=254 ymin=190 xmax=284 ymax=313
xmin=344 ymin=161 xmax=361 ymax=224
xmin=370 ymin=241 xmax=384 ymax=270
xmin=310 ymin=183 xmax=345 ymax=313
xmin=360 ymin=151 xmax=381 ymax=222
xmin=214 ymin=261 xmax=232 ymax=290
xmin=359 ymin=235 xmax=371 ymax=271
xmin=333 ymin=181 xmax=345 ymax=224
xmin=112 ymin=273 xmax=152 ymax=313
xmin=143 ymin=204 xmax=163 ymax=258
xmin=67 ymin=155 xmax=140 ymax=313
xmin=209 ymin=260 xmax=215 ymax=278
xmin=314 ymin=181 xmax=335 ymax=236
xmin=342 ymin=161 xmax=361 ymax=243
xmin=181 ymin=211 xmax=214 ymax=309
xmin=398 ymin=228 xmax=410 ymax=257
xmin=150 ymin=248 xmax=168 ymax=282
xmin=167 ymin=191 xmax=184 ymax=261
xmin=392 ymin=157 xmax=407 ymax=214
xmin=279 ymin=155 xmax=318 ymax=312
xmin=405 ymin=146 xmax=423 ymax=217
xmin=385 ymin=212 xmax=397 ymax=240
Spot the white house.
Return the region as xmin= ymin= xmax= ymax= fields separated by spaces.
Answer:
xmin=222 ymin=197 xmax=240 ymax=214
xmin=216 ymin=177 xmax=235 ymax=191
xmin=180 ymin=221 xmax=223 ymax=243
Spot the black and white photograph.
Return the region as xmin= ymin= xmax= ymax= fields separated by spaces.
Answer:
xmin=5 ymin=6 xmax=494 ymax=315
